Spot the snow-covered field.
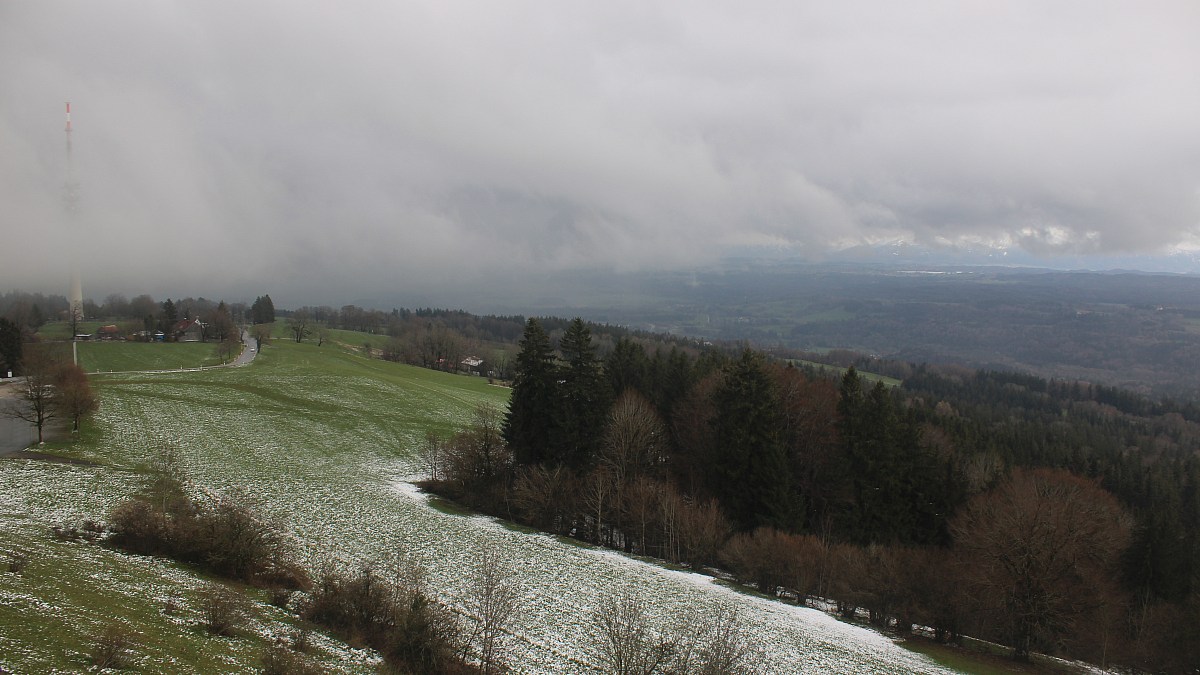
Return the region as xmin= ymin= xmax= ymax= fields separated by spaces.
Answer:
xmin=0 ymin=343 xmax=961 ymax=673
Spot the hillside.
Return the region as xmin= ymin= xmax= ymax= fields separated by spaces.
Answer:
xmin=0 ymin=338 xmax=958 ymax=673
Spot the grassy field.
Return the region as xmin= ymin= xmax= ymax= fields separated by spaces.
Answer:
xmin=788 ymin=358 xmax=903 ymax=387
xmin=78 ymin=341 xmax=228 ymax=373
xmin=36 ymin=320 xmax=107 ymax=340
xmin=1 ymin=337 xmax=974 ymax=673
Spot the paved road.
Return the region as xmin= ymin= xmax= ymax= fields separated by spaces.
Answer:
xmin=232 ymin=330 xmax=257 ymax=367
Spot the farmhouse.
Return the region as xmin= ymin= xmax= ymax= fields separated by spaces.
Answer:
xmin=461 ymin=356 xmax=485 ymax=375
xmin=171 ymin=318 xmax=205 ymax=342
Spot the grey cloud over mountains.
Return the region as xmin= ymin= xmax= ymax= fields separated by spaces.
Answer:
xmin=2 ymin=1 xmax=1198 ymax=302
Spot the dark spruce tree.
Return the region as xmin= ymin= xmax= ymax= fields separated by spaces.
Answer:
xmin=837 ymin=368 xmax=950 ymax=545
xmin=159 ymin=298 xmax=178 ymax=333
xmin=710 ymin=349 xmax=792 ymax=531
xmin=0 ymin=317 xmax=22 ymax=375
xmin=604 ymin=336 xmax=648 ymax=400
xmin=251 ymin=294 xmax=276 ymax=325
xmin=503 ymin=318 xmax=559 ymax=466
xmin=555 ymin=318 xmax=608 ymax=469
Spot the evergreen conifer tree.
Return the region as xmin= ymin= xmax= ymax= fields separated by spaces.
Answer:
xmin=503 ymin=318 xmax=559 ymax=466
xmin=837 ymin=369 xmax=948 ymax=544
xmin=556 ymin=318 xmax=607 ymax=469
xmin=604 ymin=337 xmax=648 ymax=400
xmin=0 ymin=317 xmax=22 ymax=375
xmin=251 ymin=295 xmax=276 ymax=325
xmin=160 ymin=298 xmax=178 ymax=333
xmin=710 ymin=350 xmax=792 ymax=531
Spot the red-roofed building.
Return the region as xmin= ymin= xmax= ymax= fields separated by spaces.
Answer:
xmin=171 ymin=318 xmax=205 ymax=342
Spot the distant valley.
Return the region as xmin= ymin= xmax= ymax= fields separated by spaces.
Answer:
xmin=473 ymin=262 xmax=1200 ymax=399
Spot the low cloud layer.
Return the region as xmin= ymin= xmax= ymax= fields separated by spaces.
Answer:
xmin=2 ymin=1 xmax=1198 ymax=303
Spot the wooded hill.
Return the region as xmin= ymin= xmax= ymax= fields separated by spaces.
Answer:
xmin=419 ymin=316 xmax=1199 ymax=673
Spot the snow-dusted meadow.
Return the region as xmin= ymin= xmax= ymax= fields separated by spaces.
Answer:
xmin=0 ymin=342 xmax=961 ymax=673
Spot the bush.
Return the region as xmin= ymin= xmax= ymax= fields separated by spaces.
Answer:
xmin=300 ymin=564 xmax=466 ymax=673
xmin=267 ymin=587 xmax=294 ymax=609
xmin=89 ymin=623 xmax=134 ymax=669
xmin=290 ymin=627 xmax=313 ymax=653
xmin=108 ymin=499 xmax=171 ymax=555
xmin=50 ymin=520 xmax=107 ymax=543
xmin=191 ymin=489 xmax=309 ymax=588
xmin=108 ymin=483 xmax=309 ymax=590
xmin=199 ymin=582 xmax=252 ymax=637
xmin=4 ymin=550 xmax=29 ymax=574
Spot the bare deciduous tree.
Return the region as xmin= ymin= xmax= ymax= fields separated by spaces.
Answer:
xmin=251 ymin=324 xmax=272 ymax=352
xmin=668 ymin=605 xmax=760 ymax=675
xmin=466 ymin=545 xmax=522 ymax=674
xmin=676 ymin=497 xmax=730 ymax=569
xmin=288 ymin=309 xmax=312 ymax=343
xmin=512 ymin=464 xmax=578 ymax=535
xmin=216 ymin=334 xmax=242 ymax=363
xmin=591 ymin=588 xmax=760 ymax=675
xmin=582 ymin=466 xmax=616 ymax=546
xmin=54 ymin=362 xmax=98 ymax=432
xmin=951 ymin=468 xmax=1132 ymax=661
xmin=602 ymin=390 xmax=668 ymax=484
xmin=622 ymin=476 xmax=660 ymax=556
xmin=590 ymin=586 xmax=673 ymax=675
xmin=2 ymin=345 xmax=62 ymax=443
xmin=442 ymin=404 xmax=511 ymax=490
xmin=420 ymin=430 xmax=445 ymax=481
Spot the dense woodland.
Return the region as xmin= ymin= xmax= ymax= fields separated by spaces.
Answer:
xmin=423 ymin=317 xmax=1200 ymax=673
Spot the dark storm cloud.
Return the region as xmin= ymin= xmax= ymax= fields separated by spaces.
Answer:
xmin=1 ymin=1 xmax=1197 ymax=301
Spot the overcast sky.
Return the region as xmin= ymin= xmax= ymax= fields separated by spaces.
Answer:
xmin=2 ymin=1 xmax=1198 ymax=305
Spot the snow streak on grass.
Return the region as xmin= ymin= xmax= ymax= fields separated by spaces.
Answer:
xmin=1 ymin=341 xmax=960 ymax=673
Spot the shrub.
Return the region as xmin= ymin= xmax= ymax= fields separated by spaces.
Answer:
xmin=162 ymin=594 xmax=183 ymax=616
xmin=108 ymin=499 xmax=171 ymax=555
xmin=199 ymin=582 xmax=252 ymax=637
xmin=300 ymin=564 xmax=465 ymax=673
xmin=290 ymin=627 xmax=313 ymax=653
xmin=50 ymin=519 xmax=107 ymax=543
xmin=191 ymin=489 xmax=309 ymax=588
xmin=89 ymin=623 xmax=134 ymax=669
xmin=267 ymin=587 xmax=294 ymax=609
xmin=108 ymin=483 xmax=309 ymax=590
xmin=4 ymin=550 xmax=29 ymax=574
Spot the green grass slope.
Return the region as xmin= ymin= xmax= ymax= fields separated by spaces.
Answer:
xmin=78 ymin=341 xmax=227 ymax=373
xmin=1 ymin=341 xmax=505 ymax=673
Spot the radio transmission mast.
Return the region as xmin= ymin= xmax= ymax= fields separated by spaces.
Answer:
xmin=64 ymin=101 xmax=83 ymax=335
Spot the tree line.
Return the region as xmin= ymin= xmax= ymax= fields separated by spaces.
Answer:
xmin=421 ymin=317 xmax=1199 ymax=672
